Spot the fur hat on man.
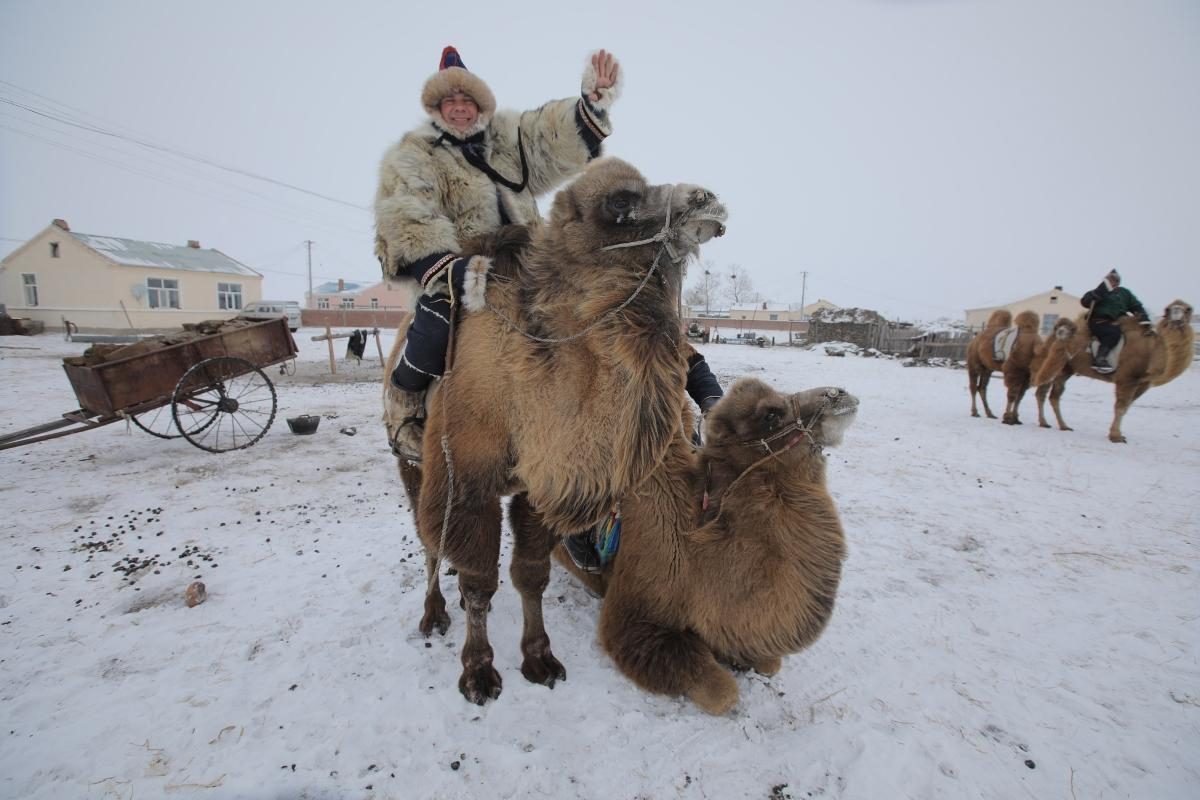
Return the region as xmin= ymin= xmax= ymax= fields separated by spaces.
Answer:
xmin=421 ymin=46 xmax=496 ymax=135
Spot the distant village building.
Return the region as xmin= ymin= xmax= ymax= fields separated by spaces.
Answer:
xmin=964 ymin=286 xmax=1081 ymax=334
xmin=307 ymin=278 xmax=413 ymax=311
xmin=0 ymin=219 xmax=262 ymax=332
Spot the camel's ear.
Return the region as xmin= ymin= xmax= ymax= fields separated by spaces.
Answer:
xmin=549 ymin=185 xmax=582 ymax=227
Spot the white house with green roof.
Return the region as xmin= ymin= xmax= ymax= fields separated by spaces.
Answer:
xmin=0 ymin=219 xmax=263 ymax=332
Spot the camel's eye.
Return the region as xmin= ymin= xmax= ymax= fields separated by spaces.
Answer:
xmin=606 ymin=190 xmax=639 ymax=220
xmin=762 ymin=408 xmax=783 ymax=430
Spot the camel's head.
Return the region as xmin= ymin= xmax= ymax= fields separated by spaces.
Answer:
xmin=1163 ymin=300 xmax=1193 ymax=331
xmin=704 ymin=378 xmax=859 ymax=465
xmin=1051 ymin=316 xmax=1077 ymax=341
xmin=547 ymin=157 xmax=727 ymax=265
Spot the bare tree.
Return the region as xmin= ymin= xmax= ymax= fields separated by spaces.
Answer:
xmin=725 ymin=265 xmax=756 ymax=306
xmin=684 ymin=260 xmax=720 ymax=315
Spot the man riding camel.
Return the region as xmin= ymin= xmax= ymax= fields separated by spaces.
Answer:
xmin=1080 ymin=268 xmax=1150 ymax=373
xmin=375 ymin=46 xmax=724 ymax=571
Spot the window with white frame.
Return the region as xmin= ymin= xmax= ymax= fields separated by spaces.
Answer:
xmin=370 ymin=297 xmax=379 ymax=309
xmin=1041 ymin=313 xmax=1058 ymax=335
xmin=147 ymin=277 xmax=180 ymax=309
xmin=340 ymin=297 xmax=354 ymax=309
xmin=317 ymin=297 xmax=329 ymax=309
xmin=22 ymin=274 xmax=38 ymax=306
xmin=217 ymin=282 xmax=243 ymax=310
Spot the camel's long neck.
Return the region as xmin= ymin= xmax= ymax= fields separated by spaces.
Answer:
xmin=1153 ymin=325 xmax=1196 ymax=386
xmin=528 ymin=245 xmax=686 ymax=484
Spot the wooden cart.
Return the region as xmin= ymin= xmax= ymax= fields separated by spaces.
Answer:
xmin=0 ymin=318 xmax=297 ymax=453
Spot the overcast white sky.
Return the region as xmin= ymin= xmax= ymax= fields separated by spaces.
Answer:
xmin=1 ymin=0 xmax=1197 ymax=321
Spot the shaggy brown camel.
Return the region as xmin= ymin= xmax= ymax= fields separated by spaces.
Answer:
xmin=966 ymin=309 xmax=1044 ymax=424
xmin=1029 ymin=317 xmax=1077 ymax=431
xmin=558 ymin=378 xmax=858 ymax=715
xmin=383 ymin=158 xmax=728 ymax=704
xmin=966 ymin=309 xmax=1009 ymax=420
xmin=1032 ymin=300 xmax=1194 ymax=442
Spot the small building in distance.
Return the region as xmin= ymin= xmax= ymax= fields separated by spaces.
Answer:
xmin=965 ymin=286 xmax=1081 ymax=334
xmin=0 ymin=219 xmax=262 ymax=332
xmin=307 ymin=278 xmax=413 ymax=311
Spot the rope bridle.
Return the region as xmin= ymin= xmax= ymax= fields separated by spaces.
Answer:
xmin=701 ymin=393 xmax=842 ymax=525
xmin=483 ymin=185 xmax=686 ymax=345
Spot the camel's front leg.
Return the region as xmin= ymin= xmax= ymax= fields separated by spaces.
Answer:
xmin=419 ymin=460 xmax=504 ymax=704
xmin=508 ymin=496 xmax=567 ymax=688
xmin=1047 ymin=376 xmax=1072 ymax=431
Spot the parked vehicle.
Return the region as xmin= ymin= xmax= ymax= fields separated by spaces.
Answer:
xmin=238 ymin=300 xmax=300 ymax=332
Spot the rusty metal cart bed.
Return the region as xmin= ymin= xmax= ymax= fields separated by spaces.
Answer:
xmin=0 ymin=318 xmax=297 ymax=453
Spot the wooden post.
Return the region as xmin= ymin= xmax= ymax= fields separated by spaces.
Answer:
xmin=372 ymin=327 xmax=384 ymax=366
xmin=324 ymin=325 xmax=336 ymax=374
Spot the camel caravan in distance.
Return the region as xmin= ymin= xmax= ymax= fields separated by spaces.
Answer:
xmin=968 ymin=300 xmax=1194 ymax=442
xmin=382 ymin=158 xmax=858 ymax=713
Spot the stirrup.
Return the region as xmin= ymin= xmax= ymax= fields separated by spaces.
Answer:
xmin=389 ymin=415 xmax=425 ymax=462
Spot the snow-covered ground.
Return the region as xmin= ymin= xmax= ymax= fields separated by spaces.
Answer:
xmin=1 ymin=330 xmax=1196 ymax=800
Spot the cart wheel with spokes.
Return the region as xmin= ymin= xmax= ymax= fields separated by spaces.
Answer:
xmin=130 ymin=402 xmax=183 ymax=439
xmin=171 ymin=356 xmax=278 ymax=452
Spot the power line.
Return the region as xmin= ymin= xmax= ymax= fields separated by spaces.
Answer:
xmin=0 ymin=121 xmax=372 ymax=239
xmin=0 ymin=87 xmax=370 ymax=212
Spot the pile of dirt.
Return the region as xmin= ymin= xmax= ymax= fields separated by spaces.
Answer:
xmin=63 ymin=319 xmax=260 ymax=367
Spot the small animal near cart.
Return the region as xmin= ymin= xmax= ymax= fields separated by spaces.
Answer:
xmin=0 ymin=318 xmax=298 ymax=453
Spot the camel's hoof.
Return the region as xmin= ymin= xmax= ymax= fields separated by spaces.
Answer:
xmin=419 ymin=595 xmax=451 ymax=637
xmin=419 ymin=608 xmax=451 ymax=637
xmin=1109 ymin=435 xmax=1127 ymax=444
xmin=1061 ymin=426 xmax=1073 ymax=432
xmin=1039 ymin=422 xmax=1051 ymax=429
xmin=521 ymin=650 xmax=567 ymax=688
xmin=985 ymin=413 xmax=997 ymax=420
xmin=459 ymin=664 xmax=503 ymax=705
xmin=971 ymin=411 xmax=980 ymax=418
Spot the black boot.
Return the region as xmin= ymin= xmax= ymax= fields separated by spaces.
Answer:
xmin=1092 ymin=343 xmax=1114 ymax=373
xmin=562 ymin=530 xmax=602 ymax=574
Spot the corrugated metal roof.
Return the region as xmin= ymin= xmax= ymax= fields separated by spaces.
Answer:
xmin=70 ymin=232 xmax=259 ymax=277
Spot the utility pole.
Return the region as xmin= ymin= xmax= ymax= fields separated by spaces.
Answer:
xmin=305 ymin=240 xmax=314 ymax=308
xmin=799 ymin=270 xmax=808 ymax=319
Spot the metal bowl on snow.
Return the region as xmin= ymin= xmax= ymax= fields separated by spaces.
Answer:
xmin=286 ymin=415 xmax=321 ymax=435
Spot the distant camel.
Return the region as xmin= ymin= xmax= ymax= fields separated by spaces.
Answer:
xmin=1032 ymin=300 xmax=1194 ymax=442
xmin=967 ymin=309 xmax=1042 ymax=424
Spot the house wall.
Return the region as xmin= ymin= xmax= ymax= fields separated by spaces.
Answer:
xmin=1 ymin=228 xmax=263 ymax=332
xmin=310 ymin=280 xmax=415 ymax=310
xmin=965 ymin=288 xmax=1082 ymax=332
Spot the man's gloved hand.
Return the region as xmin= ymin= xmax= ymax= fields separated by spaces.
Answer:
xmin=1140 ymin=319 xmax=1156 ymax=336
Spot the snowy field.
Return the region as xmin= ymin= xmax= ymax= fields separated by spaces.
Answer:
xmin=0 ymin=329 xmax=1197 ymax=800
